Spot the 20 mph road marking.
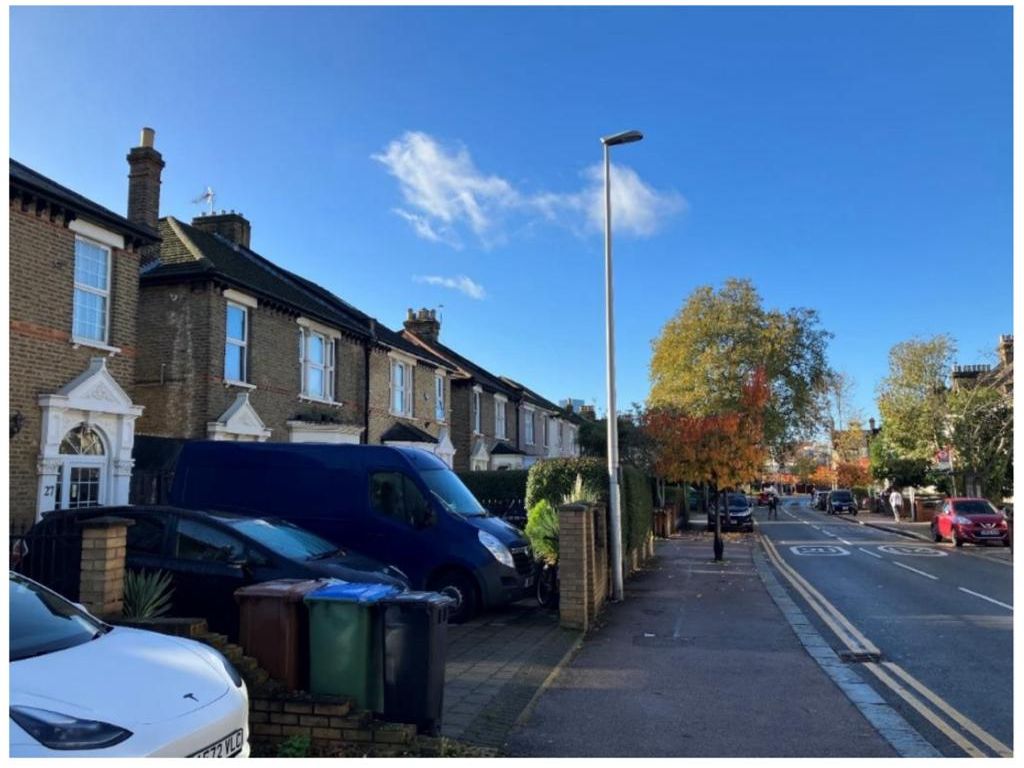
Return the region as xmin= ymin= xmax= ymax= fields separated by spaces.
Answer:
xmin=957 ymin=587 xmax=1013 ymax=611
xmin=892 ymin=561 xmax=938 ymax=581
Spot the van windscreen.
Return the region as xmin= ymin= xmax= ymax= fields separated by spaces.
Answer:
xmin=420 ymin=469 xmax=487 ymax=517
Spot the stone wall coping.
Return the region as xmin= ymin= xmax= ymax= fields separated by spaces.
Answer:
xmin=78 ymin=516 xmax=136 ymax=528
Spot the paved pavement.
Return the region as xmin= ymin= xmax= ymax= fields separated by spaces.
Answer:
xmin=442 ymin=600 xmax=580 ymax=749
xmin=758 ymin=497 xmax=1013 ymax=756
xmin=505 ymin=534 xmax=898 ymax=757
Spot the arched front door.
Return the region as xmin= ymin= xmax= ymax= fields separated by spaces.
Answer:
xmin=53 ymin=425 xmax=106 ymax=511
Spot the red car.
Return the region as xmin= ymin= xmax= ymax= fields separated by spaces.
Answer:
xmin=931 ymin=498 xmax=1010 ymax=547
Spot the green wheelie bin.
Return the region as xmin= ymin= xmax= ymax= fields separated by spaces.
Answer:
xmin=303 ymin=582 xmax=402 ymax=710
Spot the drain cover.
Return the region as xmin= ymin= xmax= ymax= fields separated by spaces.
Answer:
xmin=838 ymin=650 xmax=881 ymax=663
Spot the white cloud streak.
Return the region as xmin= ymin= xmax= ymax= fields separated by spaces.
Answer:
xmin=374 ymin=131 xmax=685 ymax=247
xmin=414 ymin=274 xmax=487 ymax=300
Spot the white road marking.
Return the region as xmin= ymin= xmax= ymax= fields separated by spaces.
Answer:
xmin=859 ymin=547 xmax=883 ymax=559
xmin=957 ymin=587 xmax=1013 ymax=611
xmin=892 ymin=561 xmax=938 ymax=581
xmin=837 ymin=537 xmax=853 ymax=545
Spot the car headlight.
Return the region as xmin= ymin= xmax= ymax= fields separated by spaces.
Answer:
xmin=10 ymin=706 xmax=132 ymax=750
xmin=953 ymin=516 xmax=973 ymax=526
xmin=478 ymin=530 xmax=514 ymax=568
xmin=205 ymin=646 xmax=243 ymax=688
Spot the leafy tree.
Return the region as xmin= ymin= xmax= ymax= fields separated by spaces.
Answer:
xmin=868 ymin=432 xmax=928 ymax=488
xmin=644 ymin=369 xmax=769 ymax=491
xmin=576 ymin=404 xmax=654 ymax=472
xmin=791 ymin=454 xmax=819 ymax=484
xmin=836 ymin=461 xmax=870 ymax=489
xmin=649 ymin=278 xmax=831 ymax=464
xmin=947 ymin=385 xmax=1013 ymax=501
xmin=810 ymin=464 xmax=834 ymax=489
xmin=876 ymin=335 xmax=955 ymax=461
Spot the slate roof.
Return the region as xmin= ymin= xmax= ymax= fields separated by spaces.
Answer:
xmin=401 ymin=332 xmax=518 ymax=397
xmin=380 ymin=422 xmax=438 ymax=444
xmin=499 ymin=376 xmax=564 ymax=413
xmin=10 ymin=159 xmax=159 ymax=247
xmin=145 ymin=217 xmax=453 ymax=370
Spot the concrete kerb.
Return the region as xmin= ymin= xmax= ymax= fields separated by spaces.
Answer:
xmin=752 ymin=531 xmax=940 ymax=758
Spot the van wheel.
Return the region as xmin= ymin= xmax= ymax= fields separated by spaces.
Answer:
xmin=430 ymin=570 xmax=479 ymax=624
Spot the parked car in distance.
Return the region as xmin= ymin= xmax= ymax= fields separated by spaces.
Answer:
xmin=10 ymin=572 xmax=249 ymax=757
xmin=169 ymin=442 xmax=534 ymax=623
xmin=707 ymin=492 xmax=754 ymax=532
xmin=756 ymin=491 xmax=771 ymax=506
xmin=931 ymin=498 xmax=1010 ymax=547
xmin=21 ymin=505 xmax=409 ymax=639
xmin=827 ymin=489 xmax=858 ymax=515
xmin=814 ymin=491 xmax=830 ymax=511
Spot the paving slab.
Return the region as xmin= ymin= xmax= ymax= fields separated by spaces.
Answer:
xmin=442 ymin=600 xmax=581 ymax=749
xmin=505 ymin=535 xmax=899 ymax=757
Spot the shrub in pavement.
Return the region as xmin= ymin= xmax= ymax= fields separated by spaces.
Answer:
xmin=525 ymin=500 xmax=559 ymax=563
xmin=457 ymin=469 xmax=528 ymax=504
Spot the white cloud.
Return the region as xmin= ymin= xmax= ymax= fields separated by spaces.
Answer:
xmin=414 ymin=274 xmax=487 ymax=300
xmin=375 ymin=131 xmax=686 ymax=247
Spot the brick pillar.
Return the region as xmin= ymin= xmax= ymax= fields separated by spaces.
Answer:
xmin=78 ymin=517 xmax=133 ymax=617
xmin=558 ymin=503 xmax=591 ymax=631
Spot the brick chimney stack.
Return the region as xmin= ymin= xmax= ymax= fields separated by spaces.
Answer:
xmin=192 ymin=210 xmax=252 ymax=249
xmin=403 ymin=307 xmax=441 ymax=344
xmin=127 ymin=127 xmax=164 ymax=265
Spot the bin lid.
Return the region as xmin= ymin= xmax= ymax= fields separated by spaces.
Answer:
xmin=382 ymin=591 xmax=457 ymax=609
xmin=304 ymin=581 xmax=403 ymax=605
xmin=235 ymin=578 xmax=332 ymax=602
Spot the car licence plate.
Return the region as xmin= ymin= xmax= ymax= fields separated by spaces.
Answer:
xmin=980 ymin=530 xmax=1000 ymax=536
xmin=190 ymin=730 xmax=244 ymax=758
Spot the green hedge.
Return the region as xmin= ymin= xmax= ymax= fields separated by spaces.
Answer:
xmin=457 ymin=470 xmax=528 ymax=502
xmin=525 ymin=458 xmax=606 ymax=509
xmin=525 ymin=458 xmax=653 ymax=554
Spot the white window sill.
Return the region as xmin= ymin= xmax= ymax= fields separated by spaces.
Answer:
xmin=300 ymin=394 xmax=343 ymax=407
xmin=225 ymin=380 xmax=256 ymax=390
xmin=71 ymin=338 xmax=121 ymax=355
xmin=390 ymin=411 xmax=415 ymax=420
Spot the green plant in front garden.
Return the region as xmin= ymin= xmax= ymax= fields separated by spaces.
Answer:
xmin=525 ymin=499 xmax=559 ymax=564
xmin=277 ymin=734 xmax=312 ymax=758
xmin=122 ymin=568 xmax=174 ymax=619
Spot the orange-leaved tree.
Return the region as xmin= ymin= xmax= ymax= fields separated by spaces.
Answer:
xmin=836 ymin=461 xmax=871 ymax=489
xmin=644 ymin=369 xmax=769 ymax=490
xmin=810 ymin=464 xmax=835 ymax=488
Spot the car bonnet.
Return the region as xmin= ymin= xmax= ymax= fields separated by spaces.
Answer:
xmin=11 ymin=627 xmax=230 ymax=727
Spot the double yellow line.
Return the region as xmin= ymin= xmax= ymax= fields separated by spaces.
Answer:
xmin=760 ymin=532 xmax=1012 ymax=758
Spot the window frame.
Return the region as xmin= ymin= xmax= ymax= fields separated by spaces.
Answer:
xmin=390 ymin=359 xmax=413 ymax=417
xmin=473 ymin=389 xmax=482 ymax=435
xmin=300 ymin=327 xmax=335 ymax=402
xmin=524 ymin=408 xmax=535 ymax=445
xmin=495 ymin=396 xmax=507 ymax=439
xmin=72 ymin=236 xmax=112 ymax=345
xmin=434 ymin=374 xmax=446 ymax=422
xmin=224 ymin=302 xmax=249 ymax=384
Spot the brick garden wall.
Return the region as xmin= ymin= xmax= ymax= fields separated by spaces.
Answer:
xmin=9 ymin=202 xmax=139 ymax=528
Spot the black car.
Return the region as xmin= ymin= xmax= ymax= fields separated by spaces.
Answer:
xmin=827 ymin=489 xmax=858 ymax=515
xmin=707 ymin=493 xmax=754 ymax=532
xmin=20 ymin=505 xmax=409 ymax=639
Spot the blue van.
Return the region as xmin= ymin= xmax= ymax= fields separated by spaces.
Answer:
xmin=168 ymin=441 xmax=533 ymax=621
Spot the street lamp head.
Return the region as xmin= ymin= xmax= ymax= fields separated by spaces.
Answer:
xmin=601 ymin=130 xmax=644 ymax=147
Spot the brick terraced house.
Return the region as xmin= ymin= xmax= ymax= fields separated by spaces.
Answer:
xmin=132 ymin=133 xmax=459 ymax=465
xmin=401 ymin=308 xmax=579 ymax=471
xmin=9 ymin=148 xmax=160 ymax=528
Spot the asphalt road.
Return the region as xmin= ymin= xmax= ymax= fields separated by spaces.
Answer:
xmin=757 ymin=496 xmax=1013 ymax=757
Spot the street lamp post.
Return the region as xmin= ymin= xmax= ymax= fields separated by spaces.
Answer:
xmin=601 ymin=128 xmax=643 ymax=602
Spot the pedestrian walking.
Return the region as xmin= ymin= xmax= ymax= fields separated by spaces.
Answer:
xmin=889 ymin=488 xmax=904 ymax=522
xmin=769 ymin=493 xmax=779 ymax=520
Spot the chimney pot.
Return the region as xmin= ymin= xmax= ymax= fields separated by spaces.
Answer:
xmin=140 ymin=127 xmax=155 ymax=148
xmin=127 ymin=126 xmax=165 ymax=267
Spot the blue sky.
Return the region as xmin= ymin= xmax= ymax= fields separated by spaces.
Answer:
xmin=10 ymin=6 xmax=1013 ymax=426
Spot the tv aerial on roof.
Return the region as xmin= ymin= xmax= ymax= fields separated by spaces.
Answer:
xmin=191 ymin=186 xmax=216 ymax=215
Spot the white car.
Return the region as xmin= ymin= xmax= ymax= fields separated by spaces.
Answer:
xmin=9 ymin=572 xmax=250 ymax=757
